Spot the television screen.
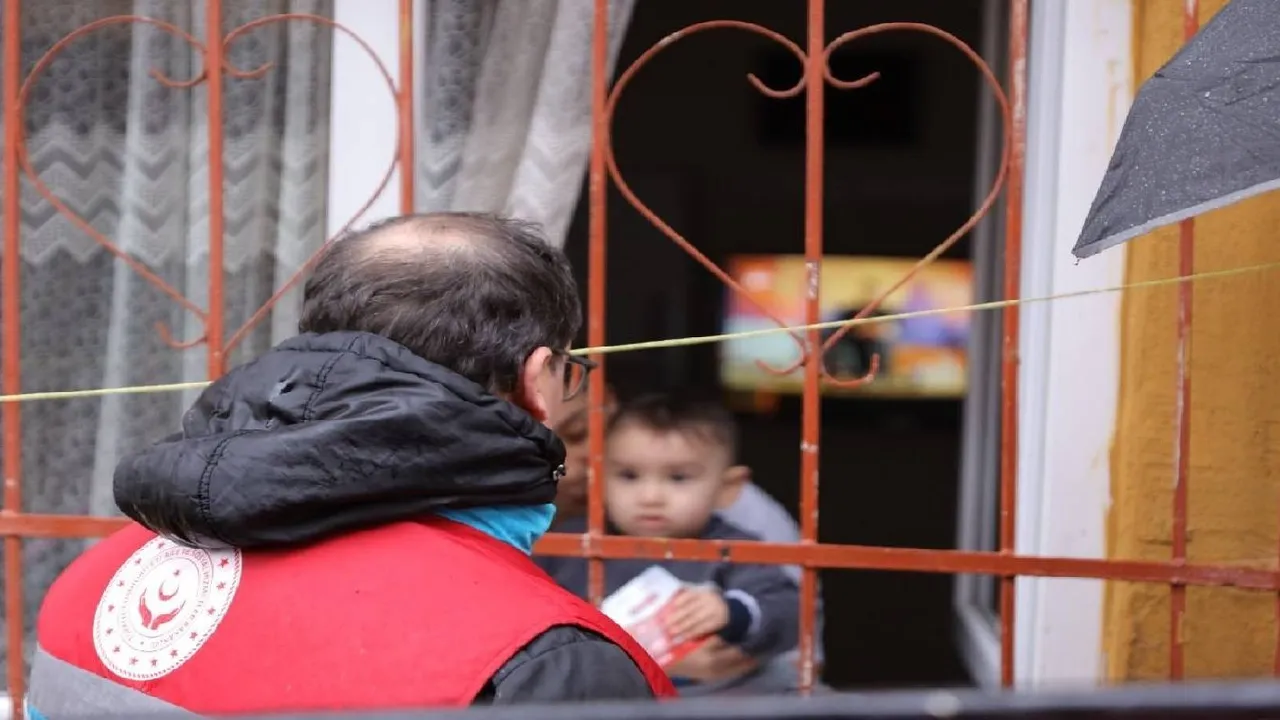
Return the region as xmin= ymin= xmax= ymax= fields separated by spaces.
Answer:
xmin=721 ymin=255 xmax=973 ymax=399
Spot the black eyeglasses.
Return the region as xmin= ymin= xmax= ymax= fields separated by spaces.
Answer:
xmin=556 ymin=351 xmax=597 ymax=402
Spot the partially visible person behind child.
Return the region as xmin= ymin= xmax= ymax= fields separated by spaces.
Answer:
xmin=539 ymin=394 xmax=800 ymax=695
xmin=546 ymin=385 xmax=614 ymax=524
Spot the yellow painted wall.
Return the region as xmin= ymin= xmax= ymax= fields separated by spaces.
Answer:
xmin=1104 ymin=0 xmax=1280 ymax=681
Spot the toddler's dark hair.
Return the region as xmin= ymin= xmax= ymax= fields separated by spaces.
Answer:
xmin=607 ymin=393 xmax=738 ymax=460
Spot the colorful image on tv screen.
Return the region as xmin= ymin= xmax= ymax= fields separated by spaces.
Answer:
xmin=721 ymin=255 xmax=973 ymax=399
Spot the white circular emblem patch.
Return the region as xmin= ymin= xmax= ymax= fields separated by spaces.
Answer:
xmin=93 ymin=537 xmax=243 ymax=681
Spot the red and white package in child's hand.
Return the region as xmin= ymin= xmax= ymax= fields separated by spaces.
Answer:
xmin=600 ymin=565 xmax=707 ymax=667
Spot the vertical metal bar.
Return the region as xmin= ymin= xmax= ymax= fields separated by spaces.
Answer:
xmin=797 ymin=0 xmax=825 ymax=694
xmin=398 ymin=0 xmax=415 ymax=214
xmin=999 ymin=0 xmax=1028 ymax=689
xmin=1172 ymin=0 xmax=1199 ymax=683
xmin=205 ymin=0 xmax=226 ymax=379
xmin=2 ymin=0 xmax=23 ymax=713
xmin=585 ymin=0 xmax=610 ymax=608
xmin=3 ymin=0 xmax=24 ymax=714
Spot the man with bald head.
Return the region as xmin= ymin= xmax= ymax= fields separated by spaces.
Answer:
xmin=28 ymin=213 xmax=675 ymax=717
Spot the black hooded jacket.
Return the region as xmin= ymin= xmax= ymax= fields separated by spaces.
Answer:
xmin=113 ymin=331 xmax=655 ymax=705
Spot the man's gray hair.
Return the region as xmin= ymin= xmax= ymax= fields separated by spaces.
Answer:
xmin=299 ymin=212 xmax=581 ymax=393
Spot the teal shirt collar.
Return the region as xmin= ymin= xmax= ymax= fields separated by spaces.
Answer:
xmin=438 ymin=504 xmax=557 ymax=554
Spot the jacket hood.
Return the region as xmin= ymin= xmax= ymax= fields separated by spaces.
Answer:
xmin=114 ymin=331 xmax=565 ymax=548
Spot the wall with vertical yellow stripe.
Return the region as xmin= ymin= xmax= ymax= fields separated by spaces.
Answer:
xmin=1105 ymin=0 xmax=1280 ymax=680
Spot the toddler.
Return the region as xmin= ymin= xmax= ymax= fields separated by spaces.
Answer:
xmin=538 ymin=394 xmax=800 ymax=695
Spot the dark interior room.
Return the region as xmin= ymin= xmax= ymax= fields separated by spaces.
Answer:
xmin=558 ymin=0 xmax=992 ymax=689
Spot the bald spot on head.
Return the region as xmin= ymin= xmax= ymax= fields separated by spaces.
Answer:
xmin=298 ymin=211 xmax=582 ymax=393
xmin=353 ymin=213 xmax=505 ymax=267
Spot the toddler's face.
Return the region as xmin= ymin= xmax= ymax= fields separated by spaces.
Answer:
xmin=604 ymin=422 xmax=729 ymax=538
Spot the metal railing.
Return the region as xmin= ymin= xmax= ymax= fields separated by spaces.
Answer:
xmin=0 ymin=2 xmax=1254 ymax=719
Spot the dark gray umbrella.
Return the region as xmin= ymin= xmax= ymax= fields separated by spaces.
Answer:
xmin=1074 ymin=0 xmax=1280 ymax=259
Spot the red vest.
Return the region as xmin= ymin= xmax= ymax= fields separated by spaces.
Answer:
xmin=37 ymin=519 xmax=675 ymax=713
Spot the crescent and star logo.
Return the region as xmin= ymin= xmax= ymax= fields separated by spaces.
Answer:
xmin=93 ymin=537 xmax=243 ymax=681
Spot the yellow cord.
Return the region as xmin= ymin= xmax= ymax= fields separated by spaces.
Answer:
xmin=3 ymin=258 xmax=1278 ymax=404
xmin=570 ymin=258 xmax=1280 ymax=354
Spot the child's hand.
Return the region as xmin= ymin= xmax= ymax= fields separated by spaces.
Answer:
xmin=663 ymin=587 xmax=729 ymax=643
xmin=666 ymin=637 xmax=758 ymax=682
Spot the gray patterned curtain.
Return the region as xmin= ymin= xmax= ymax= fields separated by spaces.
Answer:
xmin=0 ymin=0 xmax=333 ymax=681
xmin=414 ymin=0 xmax=635 ymax=246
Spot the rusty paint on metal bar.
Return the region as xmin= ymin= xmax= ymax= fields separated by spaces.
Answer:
xmin=14 ymin=11 xmax=404 ymax=369
xmin=206 ymin=0 xmax=227 ymax=379
xmin=603 ymin=10 xmax=1016 ymax=691
xmin=15 ymin=17 xmax=211 ymax=356
xmin=535 ymin=534 xmax=1280 ymax=590
xmin=0 ymin=509 xmax=1276 ymax=592
xmin=2 ymin=12 xmax=404 ymax=711
xmin=585 ymin=0 xmax=610 ymax=609
xmin=8 ymin=17 xmax=213 ymax=714
xmin=815 ymin=23 xmax=1011 ymax=390
xmin=797 ymin=0 xmax=826 ymax=694
xmin=1 ymin=0 xmax=1263 ymax=701
xmin=7 ymin=504 xmax=1280 ymax=589
xmin=604 ymin=21 xmax=813 ymax=373
xmin=6 ymin=511 xmax=1280 ymax=592
xmin=3 ymin=0 xmax=24 ymax=712
xmin=0 ymin=513 xmax=128 ymax=538
xmin=399 ymin=0 xmax=415 ymax=213
xmin=1172 ymin=0 xmax=1199 ymax=682
xmin=1000 ymin=0 xmax=1029 ymax=689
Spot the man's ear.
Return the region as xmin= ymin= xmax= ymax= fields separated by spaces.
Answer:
xmin=716 ymin=465 xmax=751 ymax=510
xmin=514 ymin=346 xmax=555 ymax=423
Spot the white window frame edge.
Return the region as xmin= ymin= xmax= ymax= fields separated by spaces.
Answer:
xmin=1017 ymin=0 xmax=1131 ymax=685
xmin=956 ymin=0 xmax=1133 ymax=688
xmin=1012 ymin=0 xmax=1067 ymax=687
